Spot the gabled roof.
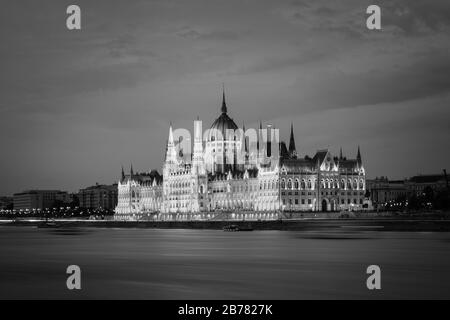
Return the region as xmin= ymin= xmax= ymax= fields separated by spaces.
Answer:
xmin=312 ymin=149 xmax=328 ymax=165
xmin=339 ymin=159 xmax=358 ymax=170
xmin=281 ymin=158 xmax=315 ymax=171
xmin=122 ymin=170 xmax=163 ymax=185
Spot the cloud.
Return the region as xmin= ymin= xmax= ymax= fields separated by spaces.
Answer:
xmin=176 ymin=27 xmax=239 ymax=41
xmin=284 ymin=0 xmax=450 ymax=39
xmin=382 ymin=0 xmax=450 ymax=35
xmin=231 ymin=50 xmax=329 ymax=75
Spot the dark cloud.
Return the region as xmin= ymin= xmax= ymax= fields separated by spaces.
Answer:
xmin=0 ymin=0 xmax=450 ymax=194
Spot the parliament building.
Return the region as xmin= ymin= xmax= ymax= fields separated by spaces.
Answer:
xmin=114 ymin=90 xmax=366 ymax=221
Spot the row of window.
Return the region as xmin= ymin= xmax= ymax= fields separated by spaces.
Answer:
xmin=280 ymin=178 xmax=364 ymax=190
xmin=282 ymin=191 xmax=364 ymax=196
xmin=282 ymin=198 xmax=364 ymax=205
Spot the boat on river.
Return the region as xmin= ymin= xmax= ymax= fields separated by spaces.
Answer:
xmin=223 ymin=224 xmax=253 ymax=232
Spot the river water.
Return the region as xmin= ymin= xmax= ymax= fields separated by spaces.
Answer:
xmin=0 ymin=226 xmax=449 ymax=299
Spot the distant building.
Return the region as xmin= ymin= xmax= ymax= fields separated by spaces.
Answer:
xmin=367 ymin=173 xmax=449 ymax=209
xmin=405 ymin=174 xmax=448 ymax=196
xmin=0 ymin=196 xmax=13 ymax=210
xmin=13 ymin=190 xmax=70 ymax=210
xmin=366 ymin=177 xmax=408 ymax=209
xmin=78 ymin=183 xmax=118 ymax=210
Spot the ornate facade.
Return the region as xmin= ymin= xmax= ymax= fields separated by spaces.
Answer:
xmin=115 ymin=90 xmax=366 ymax=221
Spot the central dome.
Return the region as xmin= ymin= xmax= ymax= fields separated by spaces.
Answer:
xmin=210 ymin=113 xmax=238 ymax=138
xmin=208 ymin=89 xmax=238 ymax=141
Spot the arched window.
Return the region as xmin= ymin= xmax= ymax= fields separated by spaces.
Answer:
xmin=301 ymin=180 xmax=306 ymax=189
xmin=359 ymin=179 xmax=364 ymax=190
xmin=287 ymin=179 xmax=292 ymax=189
xmin=294 ymin=179 xmax=299 ymax=189
xmin=307 ymin=180 xmax=312 ymax=189
xmin=321 ymin=179 xmax=325 ymax=189
xmin=281 ymin=179 xmax=286 ymax=189
xmin=348 ymin=179 xmax=352 ymax=190
xmin=354 ymin=179 xmax=358 ymax=189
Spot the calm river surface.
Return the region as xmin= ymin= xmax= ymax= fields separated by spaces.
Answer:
xmin=1 ymin=226 xmax=450 ymax=299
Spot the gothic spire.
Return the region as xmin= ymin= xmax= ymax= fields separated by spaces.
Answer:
xmin=221 ymin=84 xmax=227 ymax=114
xmin=357 ymin=146 xmax=362 ymax=165
xmin=288 ymin=122 xmax=297 ymax=158
xmin=168 ymin=122 xmax=174 ymax=144
xmin=339 ymin=147 xmax=343 ymax=160
xmin=166 ymin=123 xmax=177 ymax=163
xmin=130 ymin=163 xmax=134 ymax=177
xmin=121 ymin=165 xmax=125 ymax=182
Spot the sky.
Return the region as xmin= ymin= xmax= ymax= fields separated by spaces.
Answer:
xmin=1 ymin=0 xmax=450 ymax=195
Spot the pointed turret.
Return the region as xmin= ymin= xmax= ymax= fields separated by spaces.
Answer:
xmin=357 ymin=146 xmax=362 ymax=166
xmin=339 ymin=147 xmax=343 ymax=160
xmin=130 ymin=163 xmax=134 ymax=177
xmin=288 ymin=122 xmax=297 ymax=158
xmin=121 ymin=165 xmax=125 ymax=182
xmin=258 ymin=121 xmax=263 ymax=151
xmin=165 ymin=123 xmax=177 ymax=164
xmin=243 ymin=122 xmax=248 ymax=153
xmin=168 ymin=122 xmax=174 ymax=145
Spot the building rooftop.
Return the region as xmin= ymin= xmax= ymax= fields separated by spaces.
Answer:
xmin=408 ymin=174 xmax=446 ymax=184
xmin=13 ymin=190 xmax=65 ymax=196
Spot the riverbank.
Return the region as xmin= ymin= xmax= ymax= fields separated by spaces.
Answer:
xmin=2 ymin=215 xmax=450 ymax=232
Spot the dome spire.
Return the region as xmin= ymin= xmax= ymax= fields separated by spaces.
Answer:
xmin=221 ymin=83 xmax=227 ymax=114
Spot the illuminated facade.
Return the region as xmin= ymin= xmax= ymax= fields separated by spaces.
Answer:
xmin=115 ymin=90 xmax=366 ymax=220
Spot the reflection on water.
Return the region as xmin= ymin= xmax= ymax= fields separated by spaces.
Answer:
xmin=0 ymin=226 xmax=450 ymax=299
xmin=37 ymin=226 xmax=93 ymax=236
